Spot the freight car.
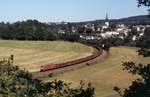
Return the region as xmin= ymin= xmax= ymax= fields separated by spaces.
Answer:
xmin=40 ymin=50 xmax=102 ymax=72
xmin=40 ymin=65 xmax=56 ymax=72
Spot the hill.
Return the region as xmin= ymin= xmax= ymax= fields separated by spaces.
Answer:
xmin=74 ymin=15 xmax=150 ymax=25
xmin=116 ymin=15 xmax=150 ymax=24
xmin=119 ymin=15 xmax=150 ymax=21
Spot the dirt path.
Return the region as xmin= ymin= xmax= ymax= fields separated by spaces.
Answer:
xmin=32 ymin=50 xmax=108 ymax=78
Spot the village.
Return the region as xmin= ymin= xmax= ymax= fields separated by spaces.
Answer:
xmin=54 ymin=14 xmax=147 ymax=42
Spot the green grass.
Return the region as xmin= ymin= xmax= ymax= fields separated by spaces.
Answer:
xmin=0 ymin=40 xmax=93 ymax=72
xmin=45 ymin=46 xmax=150 ymax=97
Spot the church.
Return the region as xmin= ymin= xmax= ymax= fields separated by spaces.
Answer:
xmin=101 ymin=13 xmax=110 ymax=31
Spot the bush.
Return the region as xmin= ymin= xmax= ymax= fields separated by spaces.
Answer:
xmin=0 ymin=60 xmax=95 ymax=97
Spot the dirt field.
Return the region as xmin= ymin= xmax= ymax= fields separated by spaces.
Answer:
xmin=0 ymin=40 xmax=93 ymax=72
xmin=44 ymin=46 xmax=150 ymax=97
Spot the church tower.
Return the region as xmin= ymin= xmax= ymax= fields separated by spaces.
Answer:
xmin=106 ymin=13 xmax=109 ymax=21
xmin=105 ymin=13 xmax=109 ymax=27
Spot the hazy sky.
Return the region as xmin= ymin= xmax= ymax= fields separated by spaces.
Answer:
xmin=0 ymin=0 xmax=148 ymax=22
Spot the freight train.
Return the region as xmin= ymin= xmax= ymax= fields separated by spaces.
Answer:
xmin=40 ymin=50 xmax=102 ymax=72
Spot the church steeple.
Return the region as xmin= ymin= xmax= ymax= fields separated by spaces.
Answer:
xmin=105 ymin=12 xmax=109 ymax=27
xmin=105 ymin=13 xmax=109 ymax=21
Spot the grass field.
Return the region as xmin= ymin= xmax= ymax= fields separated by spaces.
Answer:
xmin=44 ymin=46 xmax=150 ymax=97
xmin=1 ymin=40 xmax=150 ymax=97
xmin=0 ymin=40 xmax=93 ymax=72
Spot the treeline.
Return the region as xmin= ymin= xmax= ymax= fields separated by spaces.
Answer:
xmin=0 ymin=20 xmax=79 ymax=42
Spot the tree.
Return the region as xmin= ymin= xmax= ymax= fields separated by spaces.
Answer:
xmin=0 ymin=60 xmax=95 ymax=97
xmin=137 ymin=0 xmax=150 ymax=7
xmin=110 ymin=24 xmax=117 ymax=31
xmin=137 ymin=0 xmax=150 ymax=15
xmin=78 ymin=26 xmax=86 ymax=33
xmin=137 ymin=27 xmax=150 ymax=57
xmin=114 ymin=62 xmax=150 ymax=97
xmin=86 ymin=28 xmax=94 ymax=34
xmin=114 ymin=1 xmax=150 ymax=96
xmin=135 ymin=0 xmax=150 ymax=57
xmin=0 ymin=20 xmax=81 ymax=42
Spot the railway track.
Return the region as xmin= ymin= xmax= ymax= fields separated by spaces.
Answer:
xmin=32 ymin=50 xmax=108 ymax=78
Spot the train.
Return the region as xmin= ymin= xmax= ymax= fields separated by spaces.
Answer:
xmin=40 ymin=50 xmax=102 ymax=72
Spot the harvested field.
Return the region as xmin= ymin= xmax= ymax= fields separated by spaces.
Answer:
xmin=0 ymin=40 xmax=93 ymax=72
xmin=44 ymin=46 xmax=150 ymax=97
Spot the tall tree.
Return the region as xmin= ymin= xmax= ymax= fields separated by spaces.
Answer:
xmin=137 ymin=0 xmax=150 ymax=15
xmin=137 ymin=0 xmax=150 ymax=7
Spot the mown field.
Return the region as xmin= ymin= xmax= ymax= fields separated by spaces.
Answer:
xmin=44 ymin=46 xmax=150 ymax=97
xmin=1 ymin=40 xmax=150 ymax=97
xmin=0 ymin=40 xmax=93 ymax=72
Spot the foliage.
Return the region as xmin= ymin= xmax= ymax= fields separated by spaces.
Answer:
xmin=136 ymin=27 xmax=150 ymax=57
xmin=0 ymin=60 xmax=94 ymax=97
xmin=114 ymin=28 xmax=150 ymax=97
xmin=137 ymin=0 xmax=150 ymax=7
xmin=114 ymin=62 xmax=150 ymax=97
xmin=137 ymin=0 xmax=150 ymax=15
xmin=134 ymin=0 xmax=150 ymax=57
xmin=138 ymin=48 xmax=150 ymax=57
xmin=60 ymin=32 xmax=80 ymax=42
xmin=114 ymin=1 xmax=150 ymax=96
xmin=0 ymin=20 xmax=79 ymax=42
xmin=78 ymin=26 xmax=86 ymax=34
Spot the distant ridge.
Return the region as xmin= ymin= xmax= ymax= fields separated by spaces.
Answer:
xmin=73 ymin=15 xmax=150 ymax=25
xmin=119 ymin=15 xmax=150 ymax=21
xmin=115 ymin=15 xmax=150 ymax=24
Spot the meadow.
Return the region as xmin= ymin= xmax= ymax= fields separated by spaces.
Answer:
xmin=0 ymin=40 xmax=93 ymax=72
xmin=1 ymin=40 xmax=150 ymax=97
xmin=45 ymin=46 xmax=150 ymax=97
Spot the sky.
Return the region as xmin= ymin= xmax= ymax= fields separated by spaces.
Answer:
xmin=0 ymin=0 xmax=148 ymax=22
